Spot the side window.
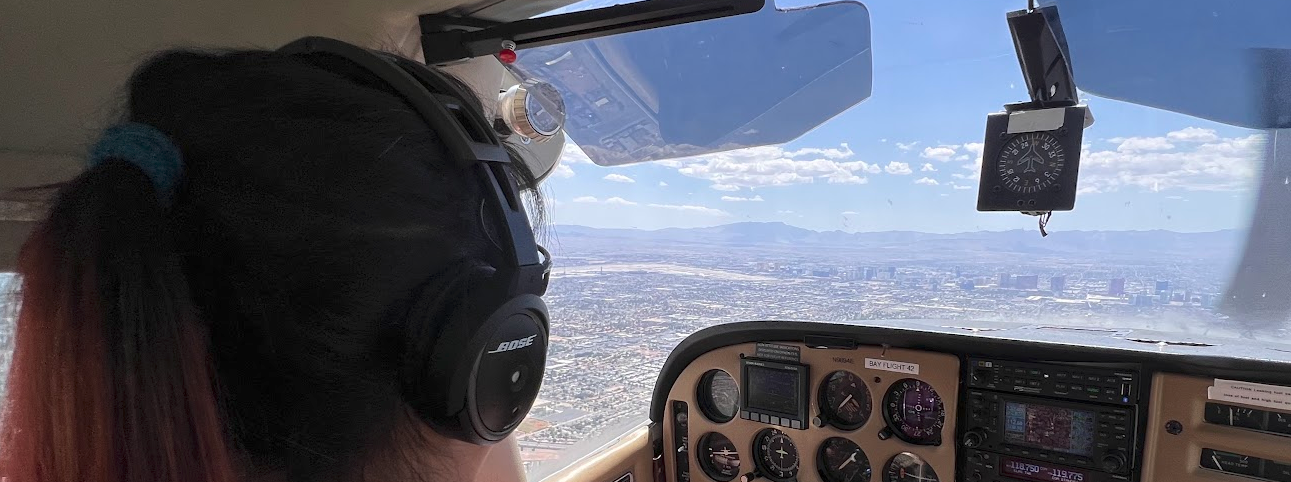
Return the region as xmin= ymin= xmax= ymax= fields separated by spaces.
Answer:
xmin=1 ymin=273 xmax=14 ymax=403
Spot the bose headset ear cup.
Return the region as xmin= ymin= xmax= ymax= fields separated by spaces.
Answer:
xmin=410 ymin=279 xmax=549 ymax=445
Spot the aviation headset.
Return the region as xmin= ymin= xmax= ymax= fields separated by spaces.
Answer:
xmin=276 ymin=37 xmax=552 ymax=445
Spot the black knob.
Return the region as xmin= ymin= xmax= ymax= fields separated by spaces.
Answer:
xmin=963 ymin=428 xmax=987 ymax=448
xmin=1100 ymin=452 xmax=1128 ymax=473
xmin=968 ymin=471 xmax=983 ymax=482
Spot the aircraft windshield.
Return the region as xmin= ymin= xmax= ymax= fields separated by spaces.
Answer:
xmin=0 ymin=0 xmax=1283 ymax=479
xmin=517 ymin=0 xmax=1275 ymax=477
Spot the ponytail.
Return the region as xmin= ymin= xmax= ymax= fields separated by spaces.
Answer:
xmin=0 ymin=157 xmax=236 ymax=482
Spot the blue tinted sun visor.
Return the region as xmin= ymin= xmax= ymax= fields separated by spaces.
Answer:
xmin=508 ymin=1 xmax=873 ymax=166
xmin=1041 ymin=0 xmax=1291 ymax=129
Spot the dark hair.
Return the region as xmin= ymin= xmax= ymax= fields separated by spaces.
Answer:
xmin=0 ymin=49 xmax=542 ymax=482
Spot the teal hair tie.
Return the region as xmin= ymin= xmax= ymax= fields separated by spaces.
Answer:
xmin=88 ymin=122 xmax=184 ymax=204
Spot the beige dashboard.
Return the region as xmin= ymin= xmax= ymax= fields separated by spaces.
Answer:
xmin=663 ymin=342 xmax=959 ymax=482
xmin=645 ymin=322 xmax=1291 ymax=482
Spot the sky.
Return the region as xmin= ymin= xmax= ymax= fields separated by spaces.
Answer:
xmin=536 ymin=0 xmax=1263 ymax=233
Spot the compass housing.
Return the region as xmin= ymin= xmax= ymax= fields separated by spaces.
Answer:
xmin=976 ymin=105 xmax=1086 ymax=212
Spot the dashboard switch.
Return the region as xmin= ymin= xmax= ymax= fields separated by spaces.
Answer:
xmin=963 ymin=428 xmax=987 ymax=448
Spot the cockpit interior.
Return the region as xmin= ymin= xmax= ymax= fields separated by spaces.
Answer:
xmin=5 ymin=0 xmax=1291 ymax=482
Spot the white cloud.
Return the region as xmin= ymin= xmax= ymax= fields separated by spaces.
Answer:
xmin=645 ymin=203 xmax=729 ymax=216
xmin=721 ymin=195 xmax=765 ymax=202
xmin=843 ymin=161 xmax=882 ymax=174
xmin=896 ymin=141 xmax=919 ymax=151
xmin=573 ymin=196 xmax=598 ymax=203
xmin=1166 ymin=127 xmax=1219 ymax=143
xmin=1079 ymin=133 xmax=1262 ymax=193
xmin=961 ymin=143 xmax=985 ymax=157
xmin=1166 ymin=195 xmax=1185 ymax=200
xmin=551 ymin=164 xmax=575 ymax=178
xmin=885 ymin=161 xmax=913 ymax=175
xmin=880 ymin=139 xmax=888 ymax=143
xmin=560 ymin=143 xmax=594 ymax=164
xmin=785 ymin=143 xmax=854 ymax=159
xmin=1115 ymin=137 xmax=1175 ymax=152
xmin=605 ymin=197 xmax=637 ymax=205
xmin=920 ymin=163 xmax=938 ymax=172
xmin=603 ymin=173 xmax=636 ymax=183
xmin=660 ymin=144 xmax=882 ymax=189
xmin=920 ymin=146 xmax=957 ymax=162
xmin=949 ymin=182 xmax=973 ymax=190
xmin=841 ymin=211 xmax=860 ymax=215
xmin=658 ymin=181 xmax=668 ymax=187
xmin=826 ymin=171 xmax=870 ymax=184
xmin=777 ymin=210 xmax=795 ymax=214
xmin=915 ymin=177 xmax=940 ymax=186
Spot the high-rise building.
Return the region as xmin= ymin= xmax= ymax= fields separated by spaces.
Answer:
xmin=1109 ymin=278 xmax=1126 ymax=297
xmin=960 ymin=280 xmax=977 ymax=290
xmin=1132 ymin=294 xmax=1154 ymax=306
xmin=863 ymin=267 xmax=877 ymax=280
xmin=887 ymin=267 xmax=897 ymax=279
xmin=999 ymin=273 xmax=1012 ymax=288
xmin=1015 ymin=275 xmax=1039 ymax=290
xmin=1050 ymin=276 xmax=1066 ymax=295
xmin=1156 ymin=280 xmax=1170 ymax=293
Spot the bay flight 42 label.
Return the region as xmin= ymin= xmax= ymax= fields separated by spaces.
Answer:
xmin=864 ymin=358 xmax=920 ymax=375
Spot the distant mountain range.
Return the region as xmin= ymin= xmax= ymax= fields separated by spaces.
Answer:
xmin=550 ymin=222 xmax=1244 ymax=258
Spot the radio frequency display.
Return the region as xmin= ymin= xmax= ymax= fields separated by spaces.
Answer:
xmin=1004 ymin=402 xmax=1096 ymax=456
xmin=1000 ymin=456 xmax=1089 ymax=482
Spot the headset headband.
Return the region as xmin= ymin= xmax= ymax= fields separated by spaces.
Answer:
xmin=278 ymin=37 xmax=549 ymax=297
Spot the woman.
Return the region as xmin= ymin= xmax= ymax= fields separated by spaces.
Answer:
xmin=1 ymin=42 xmax=544 ymax=482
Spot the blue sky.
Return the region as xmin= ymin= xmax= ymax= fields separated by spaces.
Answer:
xmin=538 ymin=0 xmax=1262 ymax=233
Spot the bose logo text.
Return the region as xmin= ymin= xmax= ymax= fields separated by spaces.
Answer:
xmin=487 ymin=335 xmax=538 ymax=354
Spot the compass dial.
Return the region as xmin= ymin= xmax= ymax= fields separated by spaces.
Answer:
xmin=882 ymin=379 xmax=945 ymax=445
xmin=995 ymin=131 xmax=1066 ymax=194
xmin=753 ymin=428 xmax=800 ymax=482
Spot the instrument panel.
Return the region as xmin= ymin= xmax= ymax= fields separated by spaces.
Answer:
xmin=651 ymin=321 xmax=1291 ymax=482
xmin=664 ymin=342 xmax=960 ymax=482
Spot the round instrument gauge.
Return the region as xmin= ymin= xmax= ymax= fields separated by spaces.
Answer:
xmin=753 ymin=428 xmax=800 ymax=482
xmin=817 ymin=437 xmax=872 ymax=482
xmin=696 ymin=432 xmax=741 ymax=482
xmin=882 ymin=379 xmax=945 ymax=445
xmin=995 ymin=131 xmax=1066 ymax=194
xmin=883 ymin=452 xmax=939 ymax=482
xmin=819 ymin=370 xmax=872 ymax=430
xmin=697 ymin=369 xmax=739 ymax=423
xmin=497 ymin=79 xmax=566 ymax=143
